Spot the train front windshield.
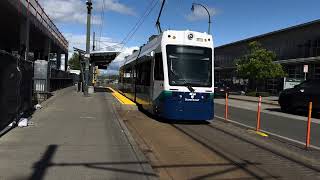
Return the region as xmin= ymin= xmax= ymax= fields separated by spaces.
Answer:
xmin=166 ymin=45 xmax=212 ymax=87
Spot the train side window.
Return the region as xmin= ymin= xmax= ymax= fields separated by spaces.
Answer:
xmin=154 ymin=53 xmax=164 ymax=80
xmin=135 ymin=62 xmax=142 ymax=85
xmin=143 ymin=60 xmax=151 ymax=86
xmin=124 ymin=67 xmax=131 ymax=83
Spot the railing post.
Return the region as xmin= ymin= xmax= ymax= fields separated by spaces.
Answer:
xmin=256 ymin=96 xmax=262 ymax=131
xmin=306 ymin=102 xmax=312 ymax=149
xmin=225 ymin=93 xmax=228 ymax=121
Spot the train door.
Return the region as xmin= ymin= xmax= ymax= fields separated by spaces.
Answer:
xmin=135 ymin=57 xmax=152 ymax=108
xmin=150 ymin=53 xmax=155 ymax=104
xmin=153 ymin=53 xmax=164 ymax=101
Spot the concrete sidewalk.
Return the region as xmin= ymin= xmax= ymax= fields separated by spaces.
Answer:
xmin=0 ymin=87 xmax=156 ymax=180
xmin=229 ymin=94 xmax=279 ymax=105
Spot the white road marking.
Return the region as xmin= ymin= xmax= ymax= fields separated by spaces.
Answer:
xmin=79 ymin=117 xmax=96 ymax=119
xmin=214 ymin=115 xmax=320 ymax=151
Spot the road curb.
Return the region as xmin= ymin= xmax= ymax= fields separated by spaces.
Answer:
xmin=110 ymin=98 xmax=159 ymax=180
xmin=229 ymin=96 xmax=279 ymax=106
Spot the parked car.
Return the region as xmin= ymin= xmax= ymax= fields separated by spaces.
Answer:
xmin=214 ymin=82 xmax=229 ymax=97
xmin=278 ymin=79 xmax=320 ymax=112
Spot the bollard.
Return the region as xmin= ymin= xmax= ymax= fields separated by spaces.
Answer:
xmin=225 ymin=92 xmax=228 ymax=121
xmin=256 ymin=96 xmax=262 ymax=131
xmin=305 ymin=102 xmax=312 ymax=149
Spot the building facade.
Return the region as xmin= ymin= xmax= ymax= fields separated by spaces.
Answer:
xmin=215 ymin=19 xmax=320 ymax=94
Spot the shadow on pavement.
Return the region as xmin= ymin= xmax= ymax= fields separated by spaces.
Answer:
xmin=29 ymin=145 xmax=58 ymax=180
xmin=27 ymin=144 xmax=157 ymax=180
xmin=94 ymin=87 xmax=112 ymax=93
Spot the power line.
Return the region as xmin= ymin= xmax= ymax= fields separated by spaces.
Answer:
xmin=118 ymin=0 xmax=159 ymax=51
xmin=98 ymin=0 xmax=106 ymax=50
xmin=120 ymin=0 xmax=156 ymax=44
xmin=95 ymin=0 xmax=160 ymax=53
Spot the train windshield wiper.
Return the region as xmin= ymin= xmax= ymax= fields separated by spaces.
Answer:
xmin=169 ymin=60 xmax=195 ymax=92
xmin=180 ymin=81 xmax=195 ymax=92
xmin=170 ymin=68 xmax=195 ymax=92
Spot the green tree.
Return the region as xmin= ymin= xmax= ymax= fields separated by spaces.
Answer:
xmin=236 ymin=41 xmax=286 ymax=93
xmin=68 ymin=53 xmax=80 ymax=70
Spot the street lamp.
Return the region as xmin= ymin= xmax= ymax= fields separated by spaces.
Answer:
xmin=191 ymin=3 xmax=211 ymax=34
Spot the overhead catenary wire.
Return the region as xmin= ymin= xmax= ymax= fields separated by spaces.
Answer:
xmin=94 ymin=0 xmax=159 ymax=52
xmin=94 ymin=0 xmax=160 ymax=53
xmin=119 ymin=0 xmax=159 ymax=51
xmin=98 ymin=0 xmax=106 ymax=50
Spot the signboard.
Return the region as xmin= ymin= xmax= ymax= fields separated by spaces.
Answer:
xmin=283 ymin=77 xmax=303 ymax=90
xmin=303 ymin=65 xmax=309 ymax=73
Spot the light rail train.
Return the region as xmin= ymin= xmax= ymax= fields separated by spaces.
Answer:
xmin=118 ymin=30 xmax=214 ymax=120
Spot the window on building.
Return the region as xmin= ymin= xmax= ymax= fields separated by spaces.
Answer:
xmin=317 ymin=40 xmax=320 ymax=56
xmin=314 ymin=64 xmax=320 ymax=79
xmin=287 ymin=65 xmax=303 ymax=79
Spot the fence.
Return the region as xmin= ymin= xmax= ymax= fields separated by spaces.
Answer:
xmin=0 ymin=50 xmax=33 ymax=128
xmin=0 ymin=51 xmax=77 ymax=128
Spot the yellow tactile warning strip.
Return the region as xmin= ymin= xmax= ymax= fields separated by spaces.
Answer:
xmin=247 ymin=129 xmax=269 ymax=137
xmin=107 ymin=87 xmax=136 ymax=105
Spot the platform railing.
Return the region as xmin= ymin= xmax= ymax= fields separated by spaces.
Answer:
xmin=19 ymin=0 xmax=68 ymax=50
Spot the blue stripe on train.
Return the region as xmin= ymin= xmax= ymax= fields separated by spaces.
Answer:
xmin=155 ymin=91 xmax=214 ymax=120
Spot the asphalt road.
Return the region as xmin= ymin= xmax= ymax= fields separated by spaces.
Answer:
xmin=214 ymin=98 xmax=320 ymax=148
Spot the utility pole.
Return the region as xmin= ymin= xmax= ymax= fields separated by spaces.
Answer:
xmin=84 ymin=0 xmax=92 ymax=96
xmin=92 ymin=32 xmax=96 ymax=87
xmin=92 ymin=32 xmax=96 ymax=51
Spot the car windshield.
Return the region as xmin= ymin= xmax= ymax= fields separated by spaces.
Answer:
xmin=166 ymin=45 xmax=212 ymax=87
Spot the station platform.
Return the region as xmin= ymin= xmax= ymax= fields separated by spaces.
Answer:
xmin=0 ymin=87 xmax=156 ymax=180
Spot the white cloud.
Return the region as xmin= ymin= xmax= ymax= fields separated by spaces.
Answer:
xmin=106 ymin=46 xmax=139 ymax=75
xmin=39 ymin=0 xmax=135 ymax=24
xmin=64 ymin=32 xmax=138 ymax=75
xmin=64 ymin=33 xmax=116 ymax=58
xmin=95 ymin=0 xmax=135 ymax=15
xmin=186 ymin=5 xmax=217 ymax=21
xmin=113 ymin=46 xmax=139 ymax=62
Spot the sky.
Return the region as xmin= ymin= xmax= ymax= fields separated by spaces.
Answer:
xmin=39 ymin=0 xmax=320 ymax=74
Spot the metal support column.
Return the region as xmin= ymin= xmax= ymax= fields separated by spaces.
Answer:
xmin=45 ymin=39 xmax=51 ymax=92
xmin=19 ymin=17 xmax=30 ymax=60
xmin=65 ymin=53 xmax=69 ymax=71
xmin=84 ymin=0 xmax=93 ymax=96
xmin=56 ymin=53 xmax=61 ymax=70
